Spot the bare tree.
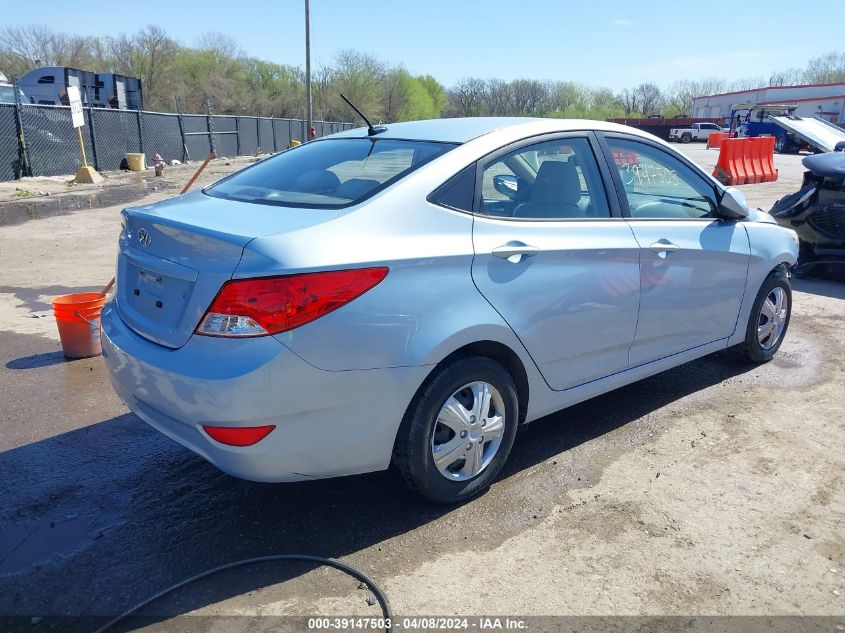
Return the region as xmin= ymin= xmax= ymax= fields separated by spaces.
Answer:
xmin=727 ymin=76 xmax=766 ymax=92
xmin=448 ymin=77 xmax=486 ymax=116
xmin=768 ymin=68 xmax=803 ymax=87
xmin=103 ymin=34 xmax=136 ymax=75
xmin=329 ymin=49 xmax=386 ymax=121
xmin=803 ymin=51 xmax=845 ymax=83
xmin=132 ymin=26 xmax=178 ymax=106
xmin=482 ymin=78 xmax=508 ymax=116
xmin=505 ymin=79 xmax=547 ymax=115
xmin=590 ymin=87 xmax=619 ymax=111
xmin=312 ymin=63 xmax=335 ymax=120
xmin=0 ymin=24 xmax=93 ymax=76
xmin=618 ymin=88 xmax=639 ymax=116
xmin=670 ymin=78 xmax=728 ymax=116
xmin=195 ymin=32 xmax=241 ymax=59
xmin=634 ymin=82 xmax=663 ymax=116
xmin=545 ymin=81 xmax=589 ymax=113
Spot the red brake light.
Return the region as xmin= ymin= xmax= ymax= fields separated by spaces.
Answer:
xmin=203 ymin=424 xmax=276 ymax=446
xmin=197 ymin=267 xmax=388 ymax=337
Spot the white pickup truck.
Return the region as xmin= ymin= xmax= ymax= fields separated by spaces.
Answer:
xmin=669 ymin=122 xmax=726 ymax=143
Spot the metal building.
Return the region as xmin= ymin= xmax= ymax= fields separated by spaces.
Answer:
xmin=693 ymin=82 xmax=845 ymax=124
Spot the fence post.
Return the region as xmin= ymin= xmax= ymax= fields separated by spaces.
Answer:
xmin=288 ymin=118 xmax=293 ymax=147
xmin=174 ymin=96 xmax=188 ymax=162
xmin=87 ymin=105 xmax=100 ymax=170
xmin=11 ymin=76 xmax=31 ymax=178
xmin=255 ymin=106 xmax=262 ymax=155
xmin=234 ymin=103 xmax=241 ymax=157
xmin=205 ymin=96 xmax=216 ymax=154
xmin=136 ymin=107 xmax=145 ymax=156
xmin=270 ymin=109 xmax=278 ymax=153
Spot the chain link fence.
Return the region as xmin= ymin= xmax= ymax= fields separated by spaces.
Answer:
xmin=0 ymin=105 xmax=21 ymax=181
xmin=0 ymin=99 xmax=354 ymax=181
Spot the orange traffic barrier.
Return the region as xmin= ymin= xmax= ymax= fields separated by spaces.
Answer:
xmin=759 ymin=136 xmax=778 ymax=182
xmin=746 ymin=138 xmax=762 ymax=184
xmin=707 ymin=132 xmax=729 ymax=149
xmin=714 ymin=138 xmax=746 ymax=185
xmin=52 ymin=292 xmax=106 ymax=358
xmin=713 ymin=137 xmax=779 ymax=186
xmin=757 ymin=137 xmax=776 ymax=183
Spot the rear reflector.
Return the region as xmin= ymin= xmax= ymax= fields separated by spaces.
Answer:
xmin=196 ymin=267 xmax=388 ymax=337
xmin=202 ymin=424 xmax=276 ymax=447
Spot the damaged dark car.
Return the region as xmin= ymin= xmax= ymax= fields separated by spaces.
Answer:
xmin=771 ymin=144 xmax=845 ymax=276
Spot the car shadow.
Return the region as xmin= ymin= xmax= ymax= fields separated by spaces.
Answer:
xmin=0 ymin=350 xmax=756 ymax=631
xmin=792 ymin=274 xmax=845 ymax=300
xmin=5 ymin=351 xmax=68 ymax=370
xmin=0 ymin=285 xmax=103 ymax=313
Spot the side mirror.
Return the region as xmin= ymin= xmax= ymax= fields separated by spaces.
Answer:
xmin=718 ymin=186 xmax=749 ymax=219
xmin=493 ymin=174 xmax=519 ymax=199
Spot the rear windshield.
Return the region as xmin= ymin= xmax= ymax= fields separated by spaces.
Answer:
xmin=204 ymin=138 xmax=457 ymax=209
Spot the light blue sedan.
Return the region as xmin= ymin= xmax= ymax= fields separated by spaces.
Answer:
xmin=101 ymin=118 xmax=798 ymax=503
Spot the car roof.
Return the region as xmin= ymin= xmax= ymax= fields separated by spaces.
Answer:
xmin=328 ymin=117 xmax=646 ymax=144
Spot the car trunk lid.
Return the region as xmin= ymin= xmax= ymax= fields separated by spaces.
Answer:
xmin=116 ymin=191 xmax=343 ymax=348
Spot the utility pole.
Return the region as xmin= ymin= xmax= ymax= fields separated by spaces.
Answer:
xmin=305 ymin=0 xmax=313 ymax=138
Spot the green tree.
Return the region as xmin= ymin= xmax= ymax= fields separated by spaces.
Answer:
xmin=329 ymin=49 xmax=386 ymax=122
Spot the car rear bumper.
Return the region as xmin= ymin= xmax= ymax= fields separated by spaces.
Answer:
xmin=101 ymin=301 xmax=431 ymax=482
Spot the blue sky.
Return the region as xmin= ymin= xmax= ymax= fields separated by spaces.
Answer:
xmin=7 ymin=0 xmax=840 ymax=90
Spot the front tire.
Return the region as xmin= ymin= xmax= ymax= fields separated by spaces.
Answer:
xmin=393 ymin=356 xmax=519 ymax=503
xmin=736 ymin=268 xmax=792 ymax=363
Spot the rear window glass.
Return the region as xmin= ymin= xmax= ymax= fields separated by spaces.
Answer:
xmin=205 ymin=138 xmax=457 ymax=208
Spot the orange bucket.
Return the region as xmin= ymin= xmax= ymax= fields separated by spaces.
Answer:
xmin=52 ymin=292 xmax=107 ymax=359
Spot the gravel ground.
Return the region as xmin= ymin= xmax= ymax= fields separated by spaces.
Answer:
xmin=0 ymin=156 xmax=259 ymax=204
xmin=0 ymin=141 xmax=842 ymax=632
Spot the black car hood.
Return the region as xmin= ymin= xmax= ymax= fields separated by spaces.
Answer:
xmin=803 ymin=151 xmax=845 ymax=179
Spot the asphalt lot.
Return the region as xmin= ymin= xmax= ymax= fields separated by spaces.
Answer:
xmin=0 ymin=145 xmax=843 ymax=631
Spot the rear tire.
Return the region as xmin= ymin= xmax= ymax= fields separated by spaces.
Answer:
xmin=736 ymin=268 xmax=792 ymax=363
xmin=681 ymin=133 xmax=692 ymax=144
xmin=393 ymin=356 xmax=519 ymax=503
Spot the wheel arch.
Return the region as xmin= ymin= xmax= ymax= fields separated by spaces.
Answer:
xmin=389 ymin=337 xmax=533 ymax=484
xmin=409 ymin=339 xmax=531 ymax=428
xmin=726 ymin=237 xmax=797 ymax=349
xmin=438 ymin=340 xmax=530 ymax=425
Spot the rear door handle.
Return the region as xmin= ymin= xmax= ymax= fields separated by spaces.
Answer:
xmin=649 ymin=240 xmax=680 ymax=258
xmin=492 ymin=241 xmax=540 ymax=262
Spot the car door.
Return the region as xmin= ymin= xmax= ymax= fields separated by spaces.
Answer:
xmin=470 ymin=134 xmax=641 ymax=391
xmin=599 ymin=134 xmax=750 ymax=367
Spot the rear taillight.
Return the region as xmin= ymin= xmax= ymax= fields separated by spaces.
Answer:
xmin=196 ymin=267 xmax=388 ymax=337
xmin=203 ymin=424 xmax=276 ymax=446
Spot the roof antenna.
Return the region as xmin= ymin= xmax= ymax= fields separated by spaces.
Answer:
xmin=340 ymin=93 xmax=386 ymax=136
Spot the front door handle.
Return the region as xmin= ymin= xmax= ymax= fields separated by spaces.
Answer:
xmin=492 ymin=241 xmax=540 ymax=263
xmin=649 ymin=240 xmax=680 ymax=258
